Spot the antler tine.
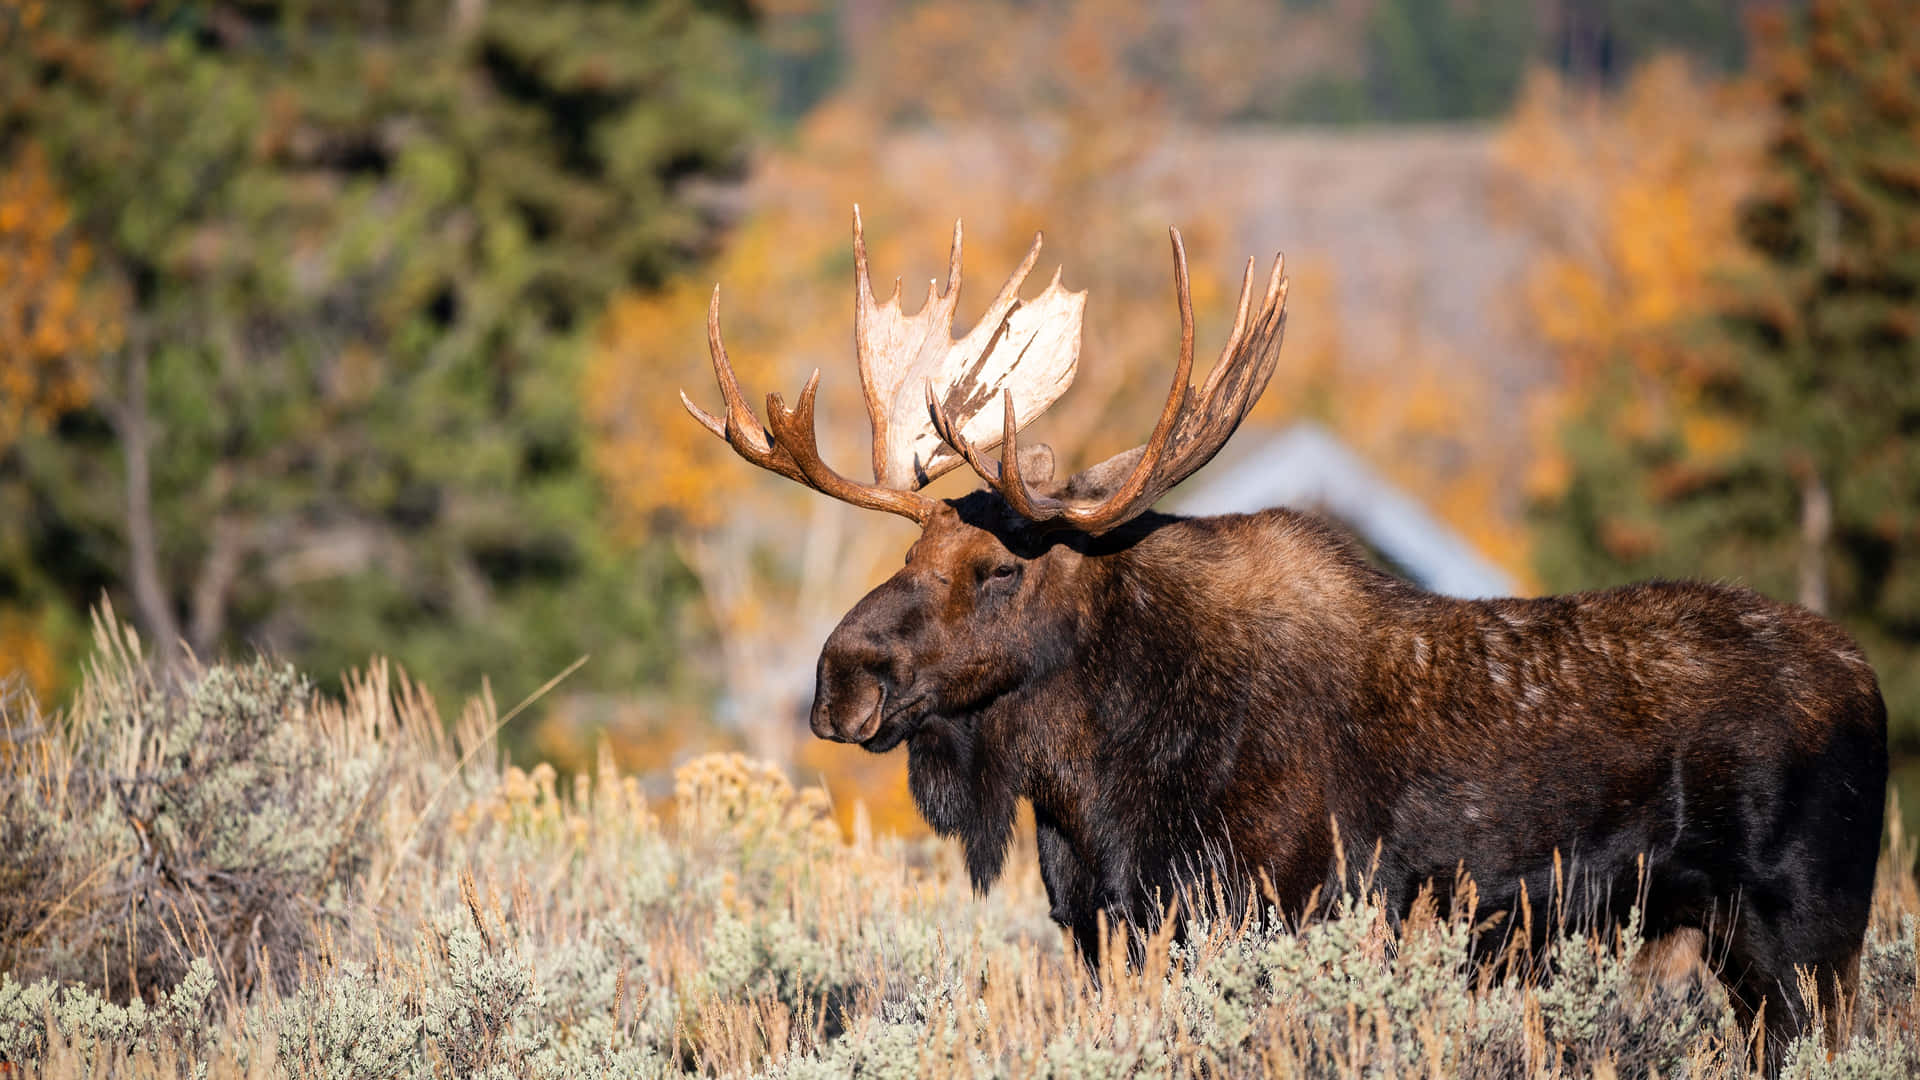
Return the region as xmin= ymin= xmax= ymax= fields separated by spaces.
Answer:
xmin=1052 ymin=227 xmax=1198 ymax=532
xmin=942 ymin=237 xmax=1288 ymax=537
xmin=679 ymin=285 xmax=810 ymax=485
xmin=916 ymin=218 xmax=967 ymax=311
xmin=764 ymin=372 xmax=936 ymax=523
xmin=993 ymin=391 xmax=1067 ymax=521
xmin=852 ymin=204 xmax=908 ymax=305
xmin=683 ymin=280 xmax=934 ymax=523
xmin=1202 ymin=257 xmax=1258 ymax=399
xmin=853 ymin=204 xmax=873 ymax=304
xmin=679 ymin=392 xmax=725 ymax=439
xmin=1200 ymin=253 xmax=1285 ymax=406
xmin=982 ymin=231 xmax=1046 ymax=318
xmin=1226 ymin=255 xmax=1289 ymax=404
xmin=926 ymin=380 xmax=1014 ymax=491
xmin=1137 ymin=226 xmax=1199 ymax=465
xmin=946 ymin=218 xmax=963 ymax=298
xmin=704 ymin=286 xmax=763 ymax=441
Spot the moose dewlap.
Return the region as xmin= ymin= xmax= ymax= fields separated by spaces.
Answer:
xmin=681 ymin=210 xmax=1889 ymax=1062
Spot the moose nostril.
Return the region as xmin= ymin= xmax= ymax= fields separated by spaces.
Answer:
xmin=809 ymin=694 xmax=838 ymax=740
xmin=850 ymin=683 xmax=888 ymax=743
xmin=808 ymin=660 xmax=887 ymax=744
xmin=831 ymin=680 xmax=884 ymax=742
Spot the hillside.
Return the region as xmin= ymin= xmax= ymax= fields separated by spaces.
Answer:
xmin=882 ymin=126 xmax=1546 ymax=399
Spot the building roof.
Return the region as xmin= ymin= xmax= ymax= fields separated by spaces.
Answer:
xmin=1169 ymin=422 xmax=1519 ymax=599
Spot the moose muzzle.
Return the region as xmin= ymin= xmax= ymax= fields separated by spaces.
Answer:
xmin=810 ymin=578 xmax=926 ymax=748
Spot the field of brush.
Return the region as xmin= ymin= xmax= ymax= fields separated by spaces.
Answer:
xmin=4 ymin=619 xmax=1919 ymax=1079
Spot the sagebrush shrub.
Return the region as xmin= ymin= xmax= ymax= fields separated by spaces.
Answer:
xmin=272 ymin=962 xmax=423 ymax=1080
xmin=4 ymin=643 xmax=1920 ymax=1079
xmin=2 ymin=657 xmax=384 ymax=998
xmin=0 ymin=958 xmax=217 ymax=1070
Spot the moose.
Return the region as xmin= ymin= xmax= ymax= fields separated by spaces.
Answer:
xmin=682 ymin=211 xmax=1888 ymax=1056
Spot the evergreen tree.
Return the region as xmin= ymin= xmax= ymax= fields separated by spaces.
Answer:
xmin=1534 ymin=0 xmax=1920 ymax=744
xmin=1364 ymin=0 xmax=1539 ymax=122
xmin=0 ymin=0 xmax=757 ymax=704
xmin=1550 ymin=0 xmax=1764 ymax=87
xmin=1289 ymin=0 xmax=1771 ymax=124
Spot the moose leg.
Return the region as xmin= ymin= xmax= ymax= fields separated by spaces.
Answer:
xmin=1036 ymin=812 xmax=1105 ymax=969
xmin=1719 ymin=954 xmax=1802 ymax=1073
xmin=1035 ymin=817 xmax=1167 ymax=976
xmin=1718 ymin=920 xmax=1864 ymax=1073
xmin=1823 ymin=946 xmax=1863 ymax=1047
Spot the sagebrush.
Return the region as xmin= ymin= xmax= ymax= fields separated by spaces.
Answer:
xmin=2 ymin=614 xmax=1918 ymax=1078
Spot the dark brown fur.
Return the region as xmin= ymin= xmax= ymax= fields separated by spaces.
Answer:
xmin=810 ymin=494 xmax=1888 ymax=1058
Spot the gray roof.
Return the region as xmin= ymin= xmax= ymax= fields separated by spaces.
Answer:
xmin=1169 ymin=423 xmax=1520 ymax=599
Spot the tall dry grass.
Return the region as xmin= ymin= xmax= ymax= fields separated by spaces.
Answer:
xmin=2 ymin=611 xmax=1917 ymax=1078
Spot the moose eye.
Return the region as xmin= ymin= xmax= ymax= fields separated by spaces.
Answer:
xmin=987 ymin=563 xmax=1019 ymax=581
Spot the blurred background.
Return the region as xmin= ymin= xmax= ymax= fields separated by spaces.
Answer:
xmin=2 ymin=0 xmax=1915 ymax=832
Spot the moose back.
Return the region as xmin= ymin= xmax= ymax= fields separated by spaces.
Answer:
xmin=681 ymin=212 xmax=1888 ymax=1054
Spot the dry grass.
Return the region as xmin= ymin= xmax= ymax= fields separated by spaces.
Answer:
xmin=2 ymin=613 xmax=1918 ymax=1078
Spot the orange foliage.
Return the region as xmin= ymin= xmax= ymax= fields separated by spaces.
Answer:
xmin=0 ymin=607 xmax=56 ymax=701
xmin=0 ymin=143 xmax=116 ymax=705
xmin=0 ymin=143 xmax=118 ymax=451
xmin=1497 ymin=58 xmax=1764 ymax=502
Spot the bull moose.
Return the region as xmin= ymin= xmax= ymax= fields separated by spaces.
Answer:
xmin=682 ymin=211 xmax=1888 ymax=1056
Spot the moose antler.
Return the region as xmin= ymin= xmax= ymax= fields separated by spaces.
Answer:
xmin=856 ymin=207 xmax=1085 ymax=489
xmin=928 ymin=229 xmax=1288 ymax=535
xmin=681 ymin=207 xmax=1087 ymax=524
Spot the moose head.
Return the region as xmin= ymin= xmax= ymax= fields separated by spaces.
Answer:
xmin=683 ymin=209 xmax=1287 ymax=756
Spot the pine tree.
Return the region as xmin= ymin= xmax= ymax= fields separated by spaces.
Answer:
xmin=1534 ymin=0 xmax=1920 ymax=744
xmin=0 ymin=0 xmax=757 ymax=704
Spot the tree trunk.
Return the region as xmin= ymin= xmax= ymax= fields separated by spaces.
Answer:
xmin=188 ymin=515 xmax=247 ymax=656
xmin=115 ymin=343 xmax=184 ymax=665
xmin=1798 ymin=466 xmax=1831 ymax=615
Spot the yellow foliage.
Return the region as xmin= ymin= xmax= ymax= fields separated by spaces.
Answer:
xmin=673 ymin=751 xmax=844 ymax=853
xmin=0 ymin=142 xmax=118 ymax=452
xmin=1522 ymin=391 xmax=1576 ymax=502
xmin=1501 ymin=57 xmax=1760 ymax=370
xmin=1680 ymin=413 xmax=1744 ymax=463
xmin=1498 ymin=57 xmax=1762 ymax=493
xmin=0 ymin=607 xmax=56 ymax=701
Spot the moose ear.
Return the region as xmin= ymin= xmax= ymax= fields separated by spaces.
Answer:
xmin=1014 ymin=443 xmax=1056 ymax=489
xmin=1060 ymin=445 xmax=1146 ymax=503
